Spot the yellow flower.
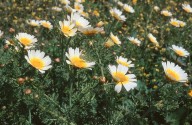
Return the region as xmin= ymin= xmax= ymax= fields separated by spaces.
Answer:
xmin=15 ymin=33 xmax=37 ymax=49
xmin=59 ymin=20 xmax=77 ymax=37
xmin=25 ymin=50 xmax=52 ymax=73
xmin=162 ymin=61 xmax=188 ymax=82
xmin=108 ymin=64 xmax=137 ymax=93
xmin=66 ymin=47 xmax=95 ymax=69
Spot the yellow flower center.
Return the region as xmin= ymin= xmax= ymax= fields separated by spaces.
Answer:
xmin=112 ymin=72 xmax=129 ymax=84
xmin=30 ymin=57 xmax=45 ymax=70
xmin=162 ymin=12 xmax=170 ymax=16
xmin=62 ymin=26 xmax=70 ymax=33
xmin=113 ymin=14 xmax=121 ymax=20
xmin=117 ymin=60 xmax=129 ymax=67
xmin=124 ymin=7 xmax=131 ymax=12
xmin=70 ymin=56 xmax=87 ymax=68
xmin=171 ymin=21 xmax=179 ymax=27
xmin=61 ymin=25 xmax=74 ymax=36
xmin=188 ymin=90 xmax=192 ymax=97
xmin=75 ymin=5 xmax=81 ymax=11
xmin=76 ymin=21 xmax=82 ymax=27
xmin=175 ymin=50 xmax=184 ymax=56
xmin=166 ymin=68 xmax=180 ymax=81
xmin=42 ymin=22 xmax=50 ymax=28
xmin=19 ymin=37 xmax=32 ymax=46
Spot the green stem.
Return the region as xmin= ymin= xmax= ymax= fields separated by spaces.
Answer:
xmin=60 ymin=37 xmax=65 ymax=64
xmin=69 ymin=81 xmax=73 ymax=107
xmin=28 ymin=108 xmax=31 ymax=124
xmin=69 ymin=68 xmax=76 ymax=108
xmin=95 ymin=48 xmax=104 ymax=77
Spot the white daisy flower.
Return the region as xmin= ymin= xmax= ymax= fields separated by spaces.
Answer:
xmin=25 ymin=50 xmax=52 ymax=73
xmin=110 ymin=8 xmax=126 ymax=21
xmin=66 ymin=47 xmax=95 ymax=69
xmin=105 ymin=32 xmax=121 ymax=47
xmin=15 ymin=33 xmax=37 ymax=49
xmin=161 ymin=10 xmax=172 ymax=16
xmin=171 ymin=45 xmax=189 ymax=57
xmin=52 ymin=6 xmax=62 ymax=12
xmin=27 ymin=19 xmax=40 ymax=27
xmin=74 ymin=2 xmax=84 ymax=13
xmin=60 ymin=0 xmax=70 ymax=5
xmin=79 ymin=27 xmax=103 ymax=35
xmin=178 ymin=20 xmax=186 ymax=27
xmin=108 ymin=64 xmax=137 ymax=93
xmin=162 ymin=61 xmax=188 ymax=82
xmin=154 ymin=6 xmax=160 ymax=12
xmin=117 ymin=1 xmax=124 ymax=7
xmin=147 ymin=33 xmax=159 ymax=46
xmin=116 ymin=56 xmax=134 ymax=67
xmin=123 ymin=4 xmax=135 ymax=13
xmin=128 ymin=37 xmax=141 ymax=46
xmin=75 ymin=0 xmax=85 ymax=3
xmin=40 ymin=20 xmax=53 ymax=30
xmin=169 ymin=18 xmax=180 ymax=27
xmin=0 ymin=30 xmax=4 ymax=38
xmin=71 ymin=12 xmax=91 ymax=29
xmin=182 ymin=4 xmax=192 ymax=13
xmin=59 ymin=20 xmax=77 ymax=37
xmin=64 ymin=5 xmax=76 ymax=13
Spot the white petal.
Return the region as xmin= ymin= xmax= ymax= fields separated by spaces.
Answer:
xmin=115 ymin=84 xmax=122 ymax=93
xmin=117 ymin=64 xmax=128 ymax=74
xmin=123 ymin=82 xmax=137 ymax=91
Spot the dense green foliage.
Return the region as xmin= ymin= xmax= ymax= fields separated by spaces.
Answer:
xmin=0 ymin=0 xmax=192 ymax=124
